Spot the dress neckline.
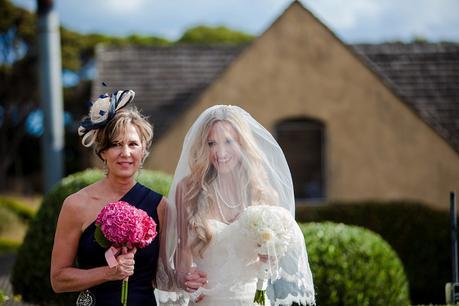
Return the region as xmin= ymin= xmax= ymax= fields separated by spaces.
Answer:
xmin=81 ymin=182 xmax=140 ymax=234
xmin=208 ymin=218 xmax=230 ymax=226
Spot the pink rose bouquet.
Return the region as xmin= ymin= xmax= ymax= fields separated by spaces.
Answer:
xmin=94 ymin=201 xmax=158 ymax=306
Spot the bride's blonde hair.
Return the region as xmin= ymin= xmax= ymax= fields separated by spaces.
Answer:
xmin=184 ymin=106 xmax=276 ymax=257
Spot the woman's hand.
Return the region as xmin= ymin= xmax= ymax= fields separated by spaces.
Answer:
xmin=258 ymin=253 xmax=277 ymax=264
xmin=184 ymin=269 xmax=207 ymax=302
xmin=108 ymin=246 xmax=137 ymax=280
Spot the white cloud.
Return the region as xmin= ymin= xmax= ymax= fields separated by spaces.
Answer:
xmin=11 ymin=0 xmax=459 ymax=42
xmin=303 ymin=0 xmax=382 ymax=30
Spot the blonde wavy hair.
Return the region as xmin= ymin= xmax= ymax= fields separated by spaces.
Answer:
xmin=184 ymin=106 xmax=277 ymax=257
xmin=94 ymin=107 xmax=153 ymax=162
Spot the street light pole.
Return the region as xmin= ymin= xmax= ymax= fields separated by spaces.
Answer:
xmin=37 ymin=0 xmax=64 ymax=193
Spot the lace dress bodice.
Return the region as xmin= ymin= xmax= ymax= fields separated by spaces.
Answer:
xmin=190 ymin=219 xmax=266 ymax=306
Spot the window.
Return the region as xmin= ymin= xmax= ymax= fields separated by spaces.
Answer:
xmin=275 ymin=118 xmax=325 ymax=200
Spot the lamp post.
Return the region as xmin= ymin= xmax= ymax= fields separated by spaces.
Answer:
xmin=37 ymin=0 xmax=64 ymax=193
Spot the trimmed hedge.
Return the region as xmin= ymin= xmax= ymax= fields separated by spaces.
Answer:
xmin=0 ymin=197 xmax=36 ymax=222
xmin=296 ymin=201 xmax=451 ymax=305
xmin=0 ymin=238 xmax=21 ymax=253
xmin=11 ymin=169 xmax=172 ymax=306
xmin=301 ymin=222 xmax=410 ymax=306
xmin=0 ymin=206 xmax=21 ymax=235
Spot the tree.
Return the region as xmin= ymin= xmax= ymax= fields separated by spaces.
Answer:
xmin=0 ymin=0 xmax=171 ymax=192
xmin=178 ymin=25 xmax=254 ymax=44
xmin=0 ymin=0 xmax=38 ymax=190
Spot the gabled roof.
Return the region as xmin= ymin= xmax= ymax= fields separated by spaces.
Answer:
xmin=93 ymin=45 xmax=245 ymax=139
xmin=93 ymin=42 xmax=459 ymax=152
xmin=353 ymin=42 xmax=459 ymax=152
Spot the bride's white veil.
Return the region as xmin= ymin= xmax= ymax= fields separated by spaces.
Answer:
xmin=156 ymin=105 xmax=315 ymax=305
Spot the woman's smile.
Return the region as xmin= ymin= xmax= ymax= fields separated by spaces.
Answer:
xmin=207 ymin=121 xmax=241 ymax=174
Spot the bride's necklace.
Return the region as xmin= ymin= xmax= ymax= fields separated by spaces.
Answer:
xmin=216 ymin=203 xmax=232 ymax=224
xmin=215 ymin=198 xmax=244 ymax=224
xmin=214 ymin=184 xmax=242 ymax=209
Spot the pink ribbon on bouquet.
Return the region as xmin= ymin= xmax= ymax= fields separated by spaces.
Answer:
xmin=105 ymin=246 xmax=121 ymax=268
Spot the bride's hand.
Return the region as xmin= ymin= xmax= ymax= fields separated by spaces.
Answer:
xmin=258 ymin=253 xmax=276 ymax=264
xmin=185 ymin=269 xmax=207 ymax=302
xmin=184 ymin=269 xmax=207 ymax=290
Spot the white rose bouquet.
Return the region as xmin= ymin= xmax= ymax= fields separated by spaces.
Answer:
xmin=239 ymin=205 xmax=295 ymax=305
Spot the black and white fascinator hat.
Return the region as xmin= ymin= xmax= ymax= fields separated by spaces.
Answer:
xmin=78 ymin=90 xmax=135 ymax=147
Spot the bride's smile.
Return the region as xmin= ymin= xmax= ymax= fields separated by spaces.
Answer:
xmin=207 ymin=121 xmax=241 ymax=174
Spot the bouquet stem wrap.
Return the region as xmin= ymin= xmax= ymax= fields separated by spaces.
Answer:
xmin=254 ymin=261 xmax=269 ymax=305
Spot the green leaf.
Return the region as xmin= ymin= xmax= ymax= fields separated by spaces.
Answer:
xmin=94 ymin=224 xmax=110 ymax=248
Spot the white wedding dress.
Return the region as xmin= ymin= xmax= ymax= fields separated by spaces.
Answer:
xmin=189 ymin=219 xmax=269 ymax=306
xmin=156 ymin=215 xmax=315 ymax=306
xmin=157 ymin=105 xmax=316 ymax=306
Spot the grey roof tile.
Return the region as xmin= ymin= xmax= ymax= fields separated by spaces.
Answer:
xmin=353 ymin=42 xmax=459 ymax=152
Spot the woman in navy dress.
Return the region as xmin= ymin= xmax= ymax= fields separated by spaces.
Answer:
xmin=50 ymin=90 xmax=206 ymax=305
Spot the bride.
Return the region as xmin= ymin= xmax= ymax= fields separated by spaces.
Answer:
xmin=156 ymin=105 xmax=315 ymax=306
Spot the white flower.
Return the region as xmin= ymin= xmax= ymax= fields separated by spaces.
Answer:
xmin=239 ymin=205 xmax=294 ymax=258
xmin=259 ymin=228 xmax=274 ymax=242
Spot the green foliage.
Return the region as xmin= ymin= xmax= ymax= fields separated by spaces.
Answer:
xmin=178 ymin=25 xmax=254 ymax=44
xmin=301 ymin=222 xmax=410 ymax=306
xmin=0 ymin=206 xmax=21 ymax=234
xmin=60 ymin=29 xmax=171 ymax=72
xmin=0 ymin=197 xmax=35 ymax=221
xmin=0 ymin=289 xmax=9 ymax=305
xmin=94 ymin=224 xmax=110 ymax=248
xmin=296 ymin=201 xmax=451 ymax=305
xmin=0 ymin=0 xmax=36 ymax=64
xmin=137 ymin=170 xmax=173 ymax=196
xmin=11 ymin=168 xmax=172 ymax=305
xmin=0 ymin=237 xmax=21 ymax=253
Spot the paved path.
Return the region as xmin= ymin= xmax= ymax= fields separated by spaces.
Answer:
xmin=0 ymin=253 xmax=37 ymax=306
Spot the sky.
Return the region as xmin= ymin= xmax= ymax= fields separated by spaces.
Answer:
xmin=11 ymin=0 xmax=459 ymax=43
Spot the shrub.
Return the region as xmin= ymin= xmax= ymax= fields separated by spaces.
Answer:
xmin=11 ymin=168 xmax=172 ymax=306
xmin=301 ymin=222 xmax=410 ymax=306
xmin=296 ymin=202 xmax=452 ymax=304
xmin=0 ymin=206 xmax=21 ymax=235
xmin=0 ymin=238 xmax=21 ymax=253
xmin=0 ymin=197 xmax=36 ymax=222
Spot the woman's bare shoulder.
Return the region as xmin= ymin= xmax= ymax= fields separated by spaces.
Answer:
xmin=61 ymin=181 xmax=100 ymax=211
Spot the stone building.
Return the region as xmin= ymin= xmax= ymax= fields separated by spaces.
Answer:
xmin=93 ymin=1 xmax=459 ymax=209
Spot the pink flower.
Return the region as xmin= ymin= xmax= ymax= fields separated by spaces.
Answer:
xmin=95 ymin=201 xmax=157 ymax=248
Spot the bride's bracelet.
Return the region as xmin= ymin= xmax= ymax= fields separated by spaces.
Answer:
xmin=189 ymin=287 xmax=204 ymax=303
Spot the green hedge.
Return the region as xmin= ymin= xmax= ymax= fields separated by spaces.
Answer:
xmin=0 ymin=206 xmax=21 ymax=235
xmin=11 ymin=169 xmax=172 ymax=306
xmin=301 ymin=222 xmax=410 ymax=306
xmin=0 ymin=238 xmax=21 ymax=253
xmin=296 ymin=201 xmax=451 ymax=305
xmin=0 ymin=197 xmax=35 ymax=222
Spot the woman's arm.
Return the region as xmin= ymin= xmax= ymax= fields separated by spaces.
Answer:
xmin=155 ymin=184 xmax=207 ymax=292
xmin=50 ymin=194 xmax=134 ymax=293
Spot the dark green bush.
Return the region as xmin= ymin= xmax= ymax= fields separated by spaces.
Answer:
xmin=0 ymin=238 xmax=21 ymax=253
xmin=0 ymin=206 xmax=21 ymax=235
xmin=0 ymin=197 xmax=36 ymax=222
xmin=11 ymin=168 xmax=172 ymax=306
xmin=301 ymin=222 xmax=410 ymax=306
xmin=296 ymin=201 xmax=451 ymax=305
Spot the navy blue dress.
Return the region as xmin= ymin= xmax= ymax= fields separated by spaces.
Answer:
xmin=77 ymin=183 xmax=161 ymax=306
